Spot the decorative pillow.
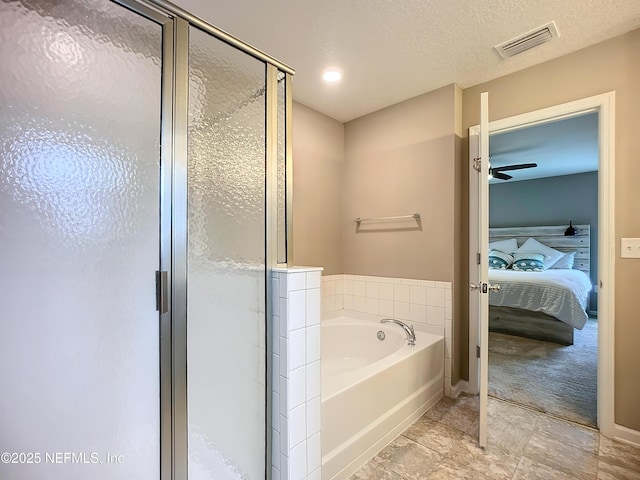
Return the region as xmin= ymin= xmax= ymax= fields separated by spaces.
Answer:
xmin=512 ymin=252 xmax=545 ymax=272
xmin=551 ymin=251 xmax=576 ymax=270
xmin=488 ymin=238 xmax=518 ymax=254
xmin=515 ymin=238 xmax=564 ymax=269
xmin=488 ymin=250 xmax=514 ymax=270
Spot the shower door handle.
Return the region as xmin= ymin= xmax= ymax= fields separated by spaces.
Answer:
xmin=156 ymin=270 xmax=168 ymax=314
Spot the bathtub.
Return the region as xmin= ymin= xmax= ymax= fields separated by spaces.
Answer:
xmin=321 ymin=314 xmax=444 ymax=480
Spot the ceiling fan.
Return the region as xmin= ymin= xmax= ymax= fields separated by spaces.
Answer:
xmin=489 ymin=162 xmax=537 ymax=180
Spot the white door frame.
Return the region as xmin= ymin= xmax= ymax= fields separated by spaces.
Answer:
xmin=467 ymin=92 xmax=615 ymax=438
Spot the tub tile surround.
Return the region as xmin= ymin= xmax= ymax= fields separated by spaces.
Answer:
xmin=322 ymin=274 xmax=454 ymax=395
xmin=272 ymin=266 xmax=324 ymax=480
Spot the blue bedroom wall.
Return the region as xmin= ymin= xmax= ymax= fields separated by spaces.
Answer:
xmin=489 ymin=171 xmax=598 ymax=312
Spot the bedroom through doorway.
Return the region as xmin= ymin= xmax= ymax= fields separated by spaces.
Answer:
xmin=486 ymin=112 xmax=599 ymax=428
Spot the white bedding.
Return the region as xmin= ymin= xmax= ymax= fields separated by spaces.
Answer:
xmin=488 ymin=269 xmax=592 ymax=329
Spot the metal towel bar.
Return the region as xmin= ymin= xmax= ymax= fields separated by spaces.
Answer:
xmin=353 ymin=213 xmax=420 ymax=224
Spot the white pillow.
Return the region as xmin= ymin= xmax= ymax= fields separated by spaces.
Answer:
xmin=515 ymin=238 xmax=564 ymax=269
xmin=551 ymin=251 xmax=576 ymax=270
xmin=488 ymin=238 xmax=518 ymax=253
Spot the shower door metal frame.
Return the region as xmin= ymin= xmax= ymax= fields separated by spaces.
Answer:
xmin=115 ymin=1 xmax=295 ymax=478
xmin=266 ymin=62 xmax=280 ymax=479
xmin=285 ymin=73 xmax=294 ymax=265
xmin=169 ymin=16 xmax=189 ymax=480
xmin=110 ymin=1 xmax=180 ymax=478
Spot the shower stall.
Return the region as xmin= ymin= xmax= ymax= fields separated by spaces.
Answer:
xmin=0 ymin=0 xmax=292 ymax=478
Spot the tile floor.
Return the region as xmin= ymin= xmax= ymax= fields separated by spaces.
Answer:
xmin=350 ymin=394 xmax=640 ymax=480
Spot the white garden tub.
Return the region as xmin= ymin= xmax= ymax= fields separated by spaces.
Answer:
xmin=321 ymin=314 xmax=444 ymax=480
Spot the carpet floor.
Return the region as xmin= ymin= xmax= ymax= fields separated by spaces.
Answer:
xmin=488 ymin=318 xmax=598 ymax=428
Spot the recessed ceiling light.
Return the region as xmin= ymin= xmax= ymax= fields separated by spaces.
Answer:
xmin=322 ymin=69 xmax=342 ymax=83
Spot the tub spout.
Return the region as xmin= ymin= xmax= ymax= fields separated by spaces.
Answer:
xmin=381 ymin=318 xmax=416 ymax=346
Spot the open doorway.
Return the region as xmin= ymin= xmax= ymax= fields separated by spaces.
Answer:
xmin=467 ymin=92 xmax=616 ymax=438
xmin=486 ymin=113 xmax=598 ymax=428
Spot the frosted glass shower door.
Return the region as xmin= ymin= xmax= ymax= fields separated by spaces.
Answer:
xmin=0 ymin=1 xmax=164 ymax=479
xmin=186 ymin=27 xmax=267 ymax=479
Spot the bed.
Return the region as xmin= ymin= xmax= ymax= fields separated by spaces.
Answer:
xmin=488 ymin=225 xmax=593 ymax=345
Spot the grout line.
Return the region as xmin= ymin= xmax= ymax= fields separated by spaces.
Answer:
xmin=510 ymin=456 xmax=526 ymax=480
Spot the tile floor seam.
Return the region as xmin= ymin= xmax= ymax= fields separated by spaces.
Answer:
xmin=423 ymin=436 xmax=452 ymax=480
xmin=373 ymin=457 xmax=408 ymax=479
xmin=521 ymin=436 xmax=598 ymax=479
xmin=403 ymin=425 xmax=469 ymax=480
xmin=509 ymin=456 xmax=525 ymax=480
xmin=402 ymin=433 xmax=448 ymax=479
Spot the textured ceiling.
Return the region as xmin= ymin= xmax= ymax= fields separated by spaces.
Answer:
xmin=173 ymin=0 xmax=640 ymax=122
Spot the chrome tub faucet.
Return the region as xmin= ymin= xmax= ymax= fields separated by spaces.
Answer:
xmin=381 ymin=318 xmax=416 ymax=346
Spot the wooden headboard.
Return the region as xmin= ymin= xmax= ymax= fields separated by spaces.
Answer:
xmin=489 ymin=224 xmax=590 ymax=279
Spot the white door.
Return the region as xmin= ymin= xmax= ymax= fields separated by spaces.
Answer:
xmin=470 ymin=92 xmax=493 ymax=447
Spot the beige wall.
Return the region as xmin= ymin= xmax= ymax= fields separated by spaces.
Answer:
xmin=339 ymin=84 xmax=467 ymax=384
xmin=453 ymin=85 xmax=468 ymax=385
xmin=342 ymin=85 xmax=458 ymax=282
xmin=293 ymin=86 xmax=466 ymax=383
xmin=462 ymin=29 xmax=640 ymax=430
xmin=291 ymin=102 xmax=344 ymax=274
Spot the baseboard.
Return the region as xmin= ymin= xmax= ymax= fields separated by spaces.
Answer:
xmin=613 ymin=423 xmax=640 ymax=447
xmin=451 ymin=379 xmax=469 ymax=398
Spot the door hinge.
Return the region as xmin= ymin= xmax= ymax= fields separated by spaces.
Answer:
xmin=473 ymin=157 xmax=481 ymax=172
xmin=156 ymin=270 xmax=168 ymax=314
xmin=476 ymin=345 xmax=481 ymax=358
xmin=477 ymin=253 xmax=481 ymax=265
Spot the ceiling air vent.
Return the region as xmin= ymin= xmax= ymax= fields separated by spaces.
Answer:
xmin=495 ymin=21 xmax=559 ymax=59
